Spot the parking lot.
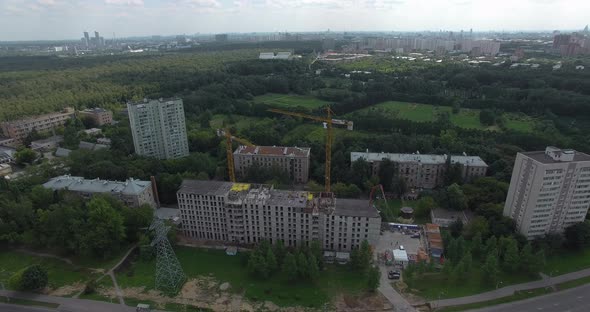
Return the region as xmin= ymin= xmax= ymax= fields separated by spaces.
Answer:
xmin=375 ymin=225 xmax=424 ymax=263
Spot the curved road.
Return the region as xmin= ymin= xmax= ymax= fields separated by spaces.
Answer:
xmin=470 ymin=283 xmax=590 ymax=312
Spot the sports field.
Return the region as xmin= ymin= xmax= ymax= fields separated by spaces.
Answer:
xmin=352 ymin=101 xmax=535 ymax=132
xmin=253 ymin=93 xmax=330 ymax=109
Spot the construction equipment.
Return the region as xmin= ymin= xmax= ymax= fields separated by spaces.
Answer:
xmin=369 ymin=184 xmax=389 ymax=211
xmin=268 ymin=107 xmax=353 ymax=192
xmin=217 ymin=128 xmax=254 ymax=182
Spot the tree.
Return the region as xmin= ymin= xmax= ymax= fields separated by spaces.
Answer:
xmin=367 ymin=266 xmax=380 ymax=292
xmin=266 ymin=248 xmax=278 ymax=274
xmin=83 ymin=197 xmax=126 ymax=258
xmin=378 ymin=159 xmax=396 ymax=192
xmin=282 ymin=252 xmax=298 ymax=282
xmin=63 ymin=117 xmax=84 ymax=149
xmin=415 ymin=196 xmax=436 ymax=219
xmin=296 ymin=252 xmax=309 ymax=279
xmin=564 ymin=222 xmax=590 ymax=250
xmin=447 ymin=183 xmax=467 ymax=210
xmin=247 ymin=251 xmax=268 ymax=279
xmin=10 ymin=265 xmax=48 ymax=291
xmin=199 ymin=110 xmax=212 ymax=128
xmin=309 ymin=255 xmax=320 ymax=282
xmin=15 ymin=148 xmax=37 ymax=165
xmin=484 ymin=236 xmax=498 ymax=257
xmin=29 ymin=185 xmax=56 ymax=210
xmin=520 ymin=243 xmax=543 ymax=276
xmin=462 ymin=251 xmax=473 ymax=272
xmin=274 ymin=239 xmax=287 ymax=266
xmin=391 ymin=175 xmax=408 ymax=198
xmin=464 ymin=216 xmax=490 ymax=240
xmin=310 ymin=240 xmax=324 ymax=269
xmin=121 ymin=204 xmax=153 ymax=242
xmin=471 ymin=233 xmax=483 ymax=259
xmin=479 ymin=109 xmax=496 ymax=126
xmin=449 ymin=219 xmax=464 ymax=238
xmin=502 ymin=237 xmax=519 ymax=272
xmin=482 ymin=251 xmax=500 ymax=284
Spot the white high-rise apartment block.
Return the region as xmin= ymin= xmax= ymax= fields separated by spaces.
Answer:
xmin=504 ymin=147 xmax=590 ymax=240
xmin=127 ymin=98 xmax=189 ymax=160
xmin=177 ymin=180 xmax=381 ymax=251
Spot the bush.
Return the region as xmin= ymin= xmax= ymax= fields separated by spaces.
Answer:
xmin=84 ymin=280 xmax=97 ymax=295
xmin=10 ymin=265 xmax=48 ymax=291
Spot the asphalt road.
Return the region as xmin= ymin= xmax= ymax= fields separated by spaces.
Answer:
xmin=0 ymin=303 xmax=55 ymax=312
xmin=470 ymin=283 xmax=590 ymax=312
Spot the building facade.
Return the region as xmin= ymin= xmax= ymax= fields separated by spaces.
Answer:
xmin=503 ymin=147 xmax=590 ymax=240
xmin=79 ymin=108 xmax=113 ymax=126
xmin=43 ymin=175 xmax=156 ymax=208
xmin=0 ymin=108 xmax=75 ymax=142
xmin=177 ymin=180 xmax=381 ymax=251
xmin=350 ymin=152 xmax=488 ymax=189
xmin=127 ymin=98 xmax=189 ymax=160
xmin=234 ymin=146 xmax=311 ymax=183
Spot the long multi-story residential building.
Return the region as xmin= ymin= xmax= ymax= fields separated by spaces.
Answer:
xmin=127 ymin=98 xmax=189 ymax=160
xmin=350 ymin=151 xmax=488 ymax=189
xmin=177 ymin=180 xmax=381 ymax=251
xmin=233 ymin=146 xmax=311 ymax=183
xmin=503 ymin=147 xmax=590 ymax=240
xmin=0 ymin=108 xmax=75 ymax=142
xmin=43 ymin=175 xmax=157 ymax=208
xmin=79 ymin=108 xmax=113 ymax=126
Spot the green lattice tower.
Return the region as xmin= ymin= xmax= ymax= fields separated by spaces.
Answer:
xmin=149 ymin=219 xmax=186 ymax=292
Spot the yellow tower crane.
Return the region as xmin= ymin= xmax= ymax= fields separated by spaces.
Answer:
xmin=220 ymin=128 xmax=254 ymax=183
xmin=268 ymin=107 xmax=341 ymax=192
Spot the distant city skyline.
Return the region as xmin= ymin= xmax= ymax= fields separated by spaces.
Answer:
xmin=0 ymin=0 xmax=589 ymax=41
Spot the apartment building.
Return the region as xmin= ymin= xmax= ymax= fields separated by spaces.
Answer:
xmin=350 ymin=152 xmax=488 ymax=189
xmin=503 ymin=147 xmax=590 ymax=240
xmin=127 ymin=98 xmax=189 ymax=160
xmin=0 ymin=108 xmax=75 ymax=142
xmin=43 ymin=175 xmax=157 ymax=208
xmin=79 ymin=108 xmax=113 ymax=126
xmin=234 ymin=146 xmax=311 ymax=183
xmin=177 ymin=180 xmax=381 ymax=251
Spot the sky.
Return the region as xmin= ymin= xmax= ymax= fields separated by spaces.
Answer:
xmin=0 ymin=0 xmax=589 ymax=41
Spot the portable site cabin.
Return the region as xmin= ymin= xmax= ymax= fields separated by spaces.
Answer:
xmin=393 ymin=249 xmax=409 ymax=269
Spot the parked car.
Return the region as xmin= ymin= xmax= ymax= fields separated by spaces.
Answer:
xmin=411 ymin=233 xmax=420 ymax=238
xmin=388 ymin=270 xmax=401 ymax=280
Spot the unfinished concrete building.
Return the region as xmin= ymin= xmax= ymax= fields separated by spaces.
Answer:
xmin=233 ymin=146 xmax=311 ymax=183
xmin=177 ymin=180 xmax=381 ymax=251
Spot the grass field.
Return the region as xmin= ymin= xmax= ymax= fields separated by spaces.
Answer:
xmin=406 ymin=268 xmax=539 ymax=300
xmin=0 ymin=297 xmax=60 ymax=308
xmin=543 ymin=248 xmax=590 ymax=276
xmin=436 ymin=287 xmax=553 ymax=312
xmin=117 ymin=246 xmax=367 ymax=308
xmin=0 ymin=250 xmax=93 ymax=291
xmin=209 ymin=114 xmax=263 ymax=131
xmin=350 ymin=101 xmax=535 ymax=132
xmin=253 ymin=93 xmax=330 ymax=110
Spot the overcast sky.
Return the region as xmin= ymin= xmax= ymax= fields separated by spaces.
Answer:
xmin=0 ymin=0 xmax=588 ymax=41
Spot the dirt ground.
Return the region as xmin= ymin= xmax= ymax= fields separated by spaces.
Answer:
xmin=333 ymin=293 xmax=393 ymax=312
xmin=46 ymin=282 xmax=85 ymax=297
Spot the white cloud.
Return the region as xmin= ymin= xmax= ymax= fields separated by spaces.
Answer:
xmin=105 ymin=0 xmax=144 ymax=5
xmin=38 ymin=0 xmax=58 ymax=5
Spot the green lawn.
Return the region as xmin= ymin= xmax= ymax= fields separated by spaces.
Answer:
xmin=117 ymin=246 xmax=367 ymax=308
xmin=0 ymin=250 xmax=93 ymax=291
xmin=436 ymin=287 xmax=553 ymax=312
xmin=253 ymin=93 xmax=330 ymax=110
xmin=543 ymin=248 xmax=590 ymax=275
xmin=350 ymin=101 xmax=536 ymax=132
xmin=406 ymin=268 xmax=539 ymax=300
xmin=209 ymin=114 xmax=263 ymax=131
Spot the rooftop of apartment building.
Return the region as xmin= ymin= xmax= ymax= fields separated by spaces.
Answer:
xmin=43 ymin=175 xmax=151 ymax=196
xmin=127 ymin=97 xmax=182 ymax=107
xmin=81 ymin=107 xmax=109 ymax=113
xmin=522 ymin=146 xmax=590 ymax=164
xmin=235 ymin=145 xmax=311 ymax=157
xmin=0 ymin=108 xmax=74 ymax=126
xmin=178 ymin=180 xmax=377 ymax=217
xmin=351 ymin=151 xmax=487 ymax=167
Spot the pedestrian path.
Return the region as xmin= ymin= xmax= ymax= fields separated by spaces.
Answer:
xmin=378 ymin=265 xmax=416 ymax=312
xmin=430 ymin=267 xmax=590 ymax=308
xmin=0 ymin=289 xmax=134 ymax=312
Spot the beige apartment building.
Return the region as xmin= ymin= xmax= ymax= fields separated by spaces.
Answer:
xmin=177 ymin=180 xmax=381 ymax=251
xmin=127 ymin=98 xmax=189 ymax=160
xmin=350 ymin=152 xmax=488 ymax=189
xmin=0 ymin=108 xmax=75 ymax=142
xmin=504 ymin=146 xmax=590 ymax=240
xmin=43 ymin=175 xmax=157 ymax=208
xmin=79 ymin=108 xmax=113 ymax=126
xmin=234 ymin=146 xmax=311 ymax=183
